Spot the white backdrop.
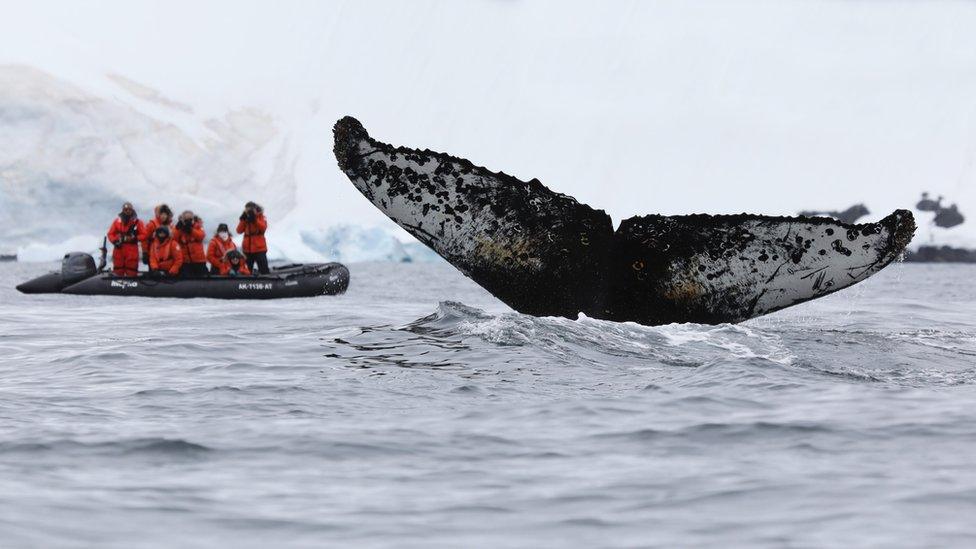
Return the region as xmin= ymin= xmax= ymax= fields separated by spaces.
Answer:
xmin=1 ymin=0 xmax=974 ymax=254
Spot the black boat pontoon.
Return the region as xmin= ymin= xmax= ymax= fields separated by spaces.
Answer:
xmin=17 ymin=250 xmax=349 ymax=299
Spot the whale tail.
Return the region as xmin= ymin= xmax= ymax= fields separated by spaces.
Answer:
xmin=333 ymin=116 xmax=915 ymax=325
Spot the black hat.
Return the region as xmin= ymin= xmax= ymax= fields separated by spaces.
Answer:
xmin=216 ymin=223 xmax=230 ymax=233
xmin=158 ymin=204 xmax=173 ymax=217
xmin=155 ymin=226 xmax=170 ymax=238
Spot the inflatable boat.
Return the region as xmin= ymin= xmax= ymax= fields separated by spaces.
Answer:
xmin=17 ymin=251 xmax=349 ymax=299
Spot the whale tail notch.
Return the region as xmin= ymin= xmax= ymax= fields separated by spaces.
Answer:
xmin=333 ymin=116 xmax=915 ymax=325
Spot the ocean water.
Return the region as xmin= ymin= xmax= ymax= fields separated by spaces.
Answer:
xmin=1 ymin=260 xmax=974 ymax=548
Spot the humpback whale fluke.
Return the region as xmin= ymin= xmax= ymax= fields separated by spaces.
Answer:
xmin=333 ymin=116 xmax=915 ymax=325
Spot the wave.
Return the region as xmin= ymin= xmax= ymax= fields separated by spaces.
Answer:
xmin=591 ymin=420 xmax=835 ymax=444
xmin=784 ymin=326 xmax=976 ymax=386
xmin=0 ymin=437 xmax=211 ymax=456
xmin=324 ymin=301 xmax=976 ymax=389
xmin=324 ymin=301 xmax=797 ymax=373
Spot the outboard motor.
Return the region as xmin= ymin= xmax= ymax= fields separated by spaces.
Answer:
xmin=17 ymin=250 xmax=101 ymax=295
xmin=61 ymin=252 xmax=97 ymax=285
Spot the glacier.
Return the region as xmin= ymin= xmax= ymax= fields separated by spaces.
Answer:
xmin=0 ymin=65 xmax=295 ymax=250
xmin=0 ymin=65 xmax=440 ymax=263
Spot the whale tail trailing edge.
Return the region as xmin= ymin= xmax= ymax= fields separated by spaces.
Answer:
xmin=333 ymin=116 xmax=615 ymax=319
xmin=611 ymin=210 xmax=914 ymax=324
xmin=333 ymin=116 xmax=915 ymax=325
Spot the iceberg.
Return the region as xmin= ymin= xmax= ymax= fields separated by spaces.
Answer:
xmin=0 ymin=65 xmax=441 ymax=263
xmin=0 ymin=65 xmax=298 ymax=251
xmin=16 ymin=234 xmax=102 ymax=262
xmin=272 ymin=224 xmax=442 ymax=264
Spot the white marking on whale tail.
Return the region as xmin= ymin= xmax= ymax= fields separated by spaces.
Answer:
xmin=333 ymin=116 xmax=915 ymax=325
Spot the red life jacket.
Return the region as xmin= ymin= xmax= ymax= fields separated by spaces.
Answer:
xmin=150 ymin=238 xmax=183 ymax=275
xmin=207 ymin=236 xmax=237 ymax=271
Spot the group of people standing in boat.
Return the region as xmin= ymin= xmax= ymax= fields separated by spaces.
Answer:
xmin=107 ymin=201 xmax=270 ymax=278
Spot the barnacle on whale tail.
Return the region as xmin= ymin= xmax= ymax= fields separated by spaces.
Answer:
xmin=333 ymin=116 xmax=915 ymax=325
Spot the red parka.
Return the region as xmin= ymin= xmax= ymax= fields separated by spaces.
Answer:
xmin=175 ymin=219 xmax=207 ymax=264
xmin=143 ymin=208 xmax=174 ymax=257
xmin=236 ymin=213 xmax=268 ymax=254
xmin=107 ymin=216 xmax=146 ymax=276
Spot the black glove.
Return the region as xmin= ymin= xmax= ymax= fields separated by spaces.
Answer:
xmin=112 ymin=239 xmax=122 ymax=246
xmin=240 ymin=212 xmax=247 ymax=221
xmin=142 ymin=252 xmax=149 ymax=265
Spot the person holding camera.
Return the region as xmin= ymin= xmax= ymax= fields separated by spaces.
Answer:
xmin=174 ymin=210 xmax=208 ymax=277
xmin=148 ymin=226 xmax=183 ymax=277
xmin=106 ymin=202 xmax=146 ymax=277
xmin=236 ymin=201 xmax=269 ymax=274
xmin=141 ymin=203 xmax=174 ymax=266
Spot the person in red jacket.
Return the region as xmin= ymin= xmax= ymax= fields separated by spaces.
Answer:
xmin=206 ymin=223 xmax=237 ymax=274
xmin=106 ymin=202 xmax=146 ymax=277
xmin=141 ymin=203 xmax=174 ymax=265
xmin=174 ymin=210 xmax=207 ymax=277
xmin=236 ymin=201 xmax=269 ymax=274
xmin=149 ymin=226 xmax=183 ymax=277
xmin=219 ymin=250 xmax=252 ymax=277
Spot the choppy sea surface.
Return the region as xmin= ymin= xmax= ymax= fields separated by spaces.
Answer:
xmin=1 ymin=261 xmax=974 ymax=548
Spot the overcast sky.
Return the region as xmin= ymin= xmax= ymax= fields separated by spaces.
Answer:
xmin=1 ymin=0 xmax=974 ymax=239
